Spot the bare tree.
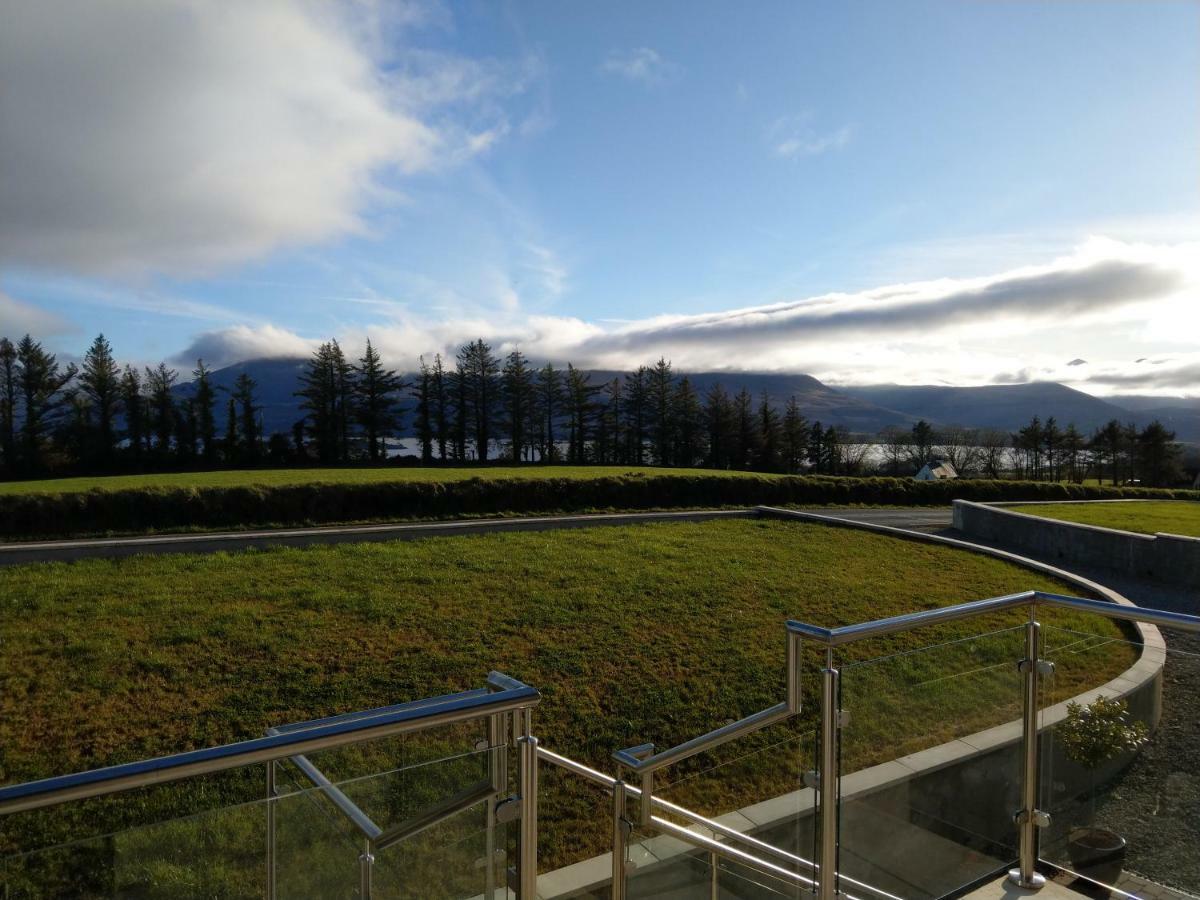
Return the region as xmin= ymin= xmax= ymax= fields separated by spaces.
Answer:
xmin=937 ymin=426 xmax=982 ymax=477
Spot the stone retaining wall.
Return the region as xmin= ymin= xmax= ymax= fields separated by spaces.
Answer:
xmin=953 ymin=499 xmax=1200 ymax=587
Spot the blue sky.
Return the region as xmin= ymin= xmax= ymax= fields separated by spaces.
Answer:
xmin=1 ymin=0 xmax=1198 ymax=393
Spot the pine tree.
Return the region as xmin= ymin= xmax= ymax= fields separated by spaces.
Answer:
xmin=451 ymin=357 xmax=468 ymax=461
xmin=1043 ymin=417 xmax=1062 ymax=481
xmin=233 ymin=372 xmax=260 ymax=464
xmin=756 ymin=391 xmax=781 ymax=471
xmin=732 ymin=388 xmax=756 ymax=470
xmin=193 ymin=360 xmax=217 ymax=462
xmin=536 ymin=363 xmax=562 ymax=463
xmin=78 ymin=333 xmax=120 ymax=466
xmin=0 ymin=337 xmax=17 ymax=474
xmin=415 ymin=357 xmax=434 ymax=464
xmin=623 ymin=366 xmax=648 ymax=465
xmin=1137 ymin=420 xmax=1178 ymax=486
xmin=455 ymin=339 xmax=500 ymax=462
xmin=648 ymin=358 xmax=675 ymax=466
xmin=604 ymin=378 xmax=624 ymax=464
xmin=823 ymin=425 xmax=840 ymax=475
xmin=17 ymin=335 xmax=76 ymax=470
xmin=224 ymin=397 xmax=238 ymax=462
xmin=703 ymin=382 xmax=733 ymax=469
xmin=120 ymin=365 xmax=146 ymax=462
xmin=782 ymin=396 xmax=809 ymax=474
xmin=354 ymin=340 xmax=405 ymax=461
xmin=330 ymin=341 xmax=354 ymax=462
xmin=174 ymin=397 xmax=198 ymax=461
xmin=808 ymin=421 xmax=826 ymax=474
xmin=910 ymin=419 xmax=936 ymax=469
xmin=297 ymin=343 xmax=339 ymax=463
xmin=672 ymin=377 xmax=703 ymax=467
xmin=501 ymin=350 xmax=535 ymax=461
xmin=432 ymin=354 xmax=449 ymax=462
xmin=144 ymin=363 xmax=177 ymax=456
xmin=565 ymin=364 xmax=600 ymax=464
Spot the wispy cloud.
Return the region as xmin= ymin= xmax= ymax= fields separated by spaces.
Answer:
xmin=599 ymin=47 xmax=680 ymax=85
xmin=0 ymin=291 xmax=76 ymax=338
xmin=768 ymin=115 xmax=852 ymax=159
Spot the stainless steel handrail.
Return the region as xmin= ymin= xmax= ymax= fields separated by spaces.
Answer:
xmin=0 ymin=673 xmax=539 ymax=816
xmin=787 ymin=589 xmax=1200 ymax=646
xmin=614 ymin=588 xmax=1200 ymax=899
xmin=536 ymin=745 xmax=902 ymax=900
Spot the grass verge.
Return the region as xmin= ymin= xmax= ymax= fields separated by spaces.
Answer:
xmin=1007 ymin=500 xmax=1200 ymax=537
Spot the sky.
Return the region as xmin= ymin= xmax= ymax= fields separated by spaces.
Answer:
xmin=1 ymin=0 xmax=1198 ymax=395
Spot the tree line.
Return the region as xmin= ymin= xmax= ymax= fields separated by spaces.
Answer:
xmin=879 ymin=416 xmax=1183 ymax=486
xmin=0 ymin=330 xmax=1188 ymax=487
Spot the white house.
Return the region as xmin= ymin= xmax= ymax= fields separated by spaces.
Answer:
xmin=915 ymin=459 xmax=958 ymax=481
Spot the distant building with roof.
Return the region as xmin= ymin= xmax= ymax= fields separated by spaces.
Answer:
xmin=915 ymin=459 xmax=958 ymax=481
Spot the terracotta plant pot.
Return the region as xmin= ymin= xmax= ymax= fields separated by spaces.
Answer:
xmin=1067 ymin=827 xmax=1126 ymax=893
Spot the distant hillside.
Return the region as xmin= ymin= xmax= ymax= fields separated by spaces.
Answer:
xmin=173 ymin=360 xmax=1199 ymax=441
xmin=173 ymin=358 xmax=310 ymax=436
xmin=589 ymin=370 xmax=918 ymax=432
xmin=837 ymin=382 xmax=1135 ymax=433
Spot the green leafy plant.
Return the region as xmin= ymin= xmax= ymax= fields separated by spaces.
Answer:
xmin=1057 ymin=695 xmax=1147 ymax=771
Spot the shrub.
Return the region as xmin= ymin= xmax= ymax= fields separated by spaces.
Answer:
xmin=0 ymin=475 xmax=1195 ymax=539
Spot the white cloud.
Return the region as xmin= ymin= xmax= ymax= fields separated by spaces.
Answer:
xmin=768 ymin=115 xmax=852 ymax=159
xmin=0 ymin=291 xmax=76 ymax=338
xmin=599 ymin=47 xmax=680 ymax=85
xmin=167 ymin=239 xmax=1198 ymax=395
xmin=0 ymin=0 xmax=533 ymax=277
xmin=172 ymin=324 xmax=319 ymax=368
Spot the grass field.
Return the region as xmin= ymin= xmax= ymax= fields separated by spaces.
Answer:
xmin=0 ymin=518 xmax=1137 ymax=889
xmin=1008 ymin=500 xmax=1200 ymax=537
xmin=0 ymin=465 xmax=768 ymax=496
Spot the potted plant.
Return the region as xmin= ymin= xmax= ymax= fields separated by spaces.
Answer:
xmin=1056 ymin=695 xmax=1148 ymax=890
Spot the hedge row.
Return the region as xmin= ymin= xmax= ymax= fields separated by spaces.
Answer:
xmin=2 ymin=474 xmax=1197 ymax=540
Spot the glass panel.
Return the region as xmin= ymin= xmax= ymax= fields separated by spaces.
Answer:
xmin=652 ymin=722 xmax=817 ymax=882
xmin=837 ymin=626 xmax=1028 ymax=900
xmin=373 ymin=798 xmax=509 ymax=900
xmin=534 ymin=759 xmax=614 ymax=899
xmin=715 ymin=856 xmax=799 ymax=898
xmin=0 ymin=745 xmax=508 ymax=899
xmin=625 ymin=824 xmax=713 ymax=899
xmin=3 ymin=776 xmax=354 ymax=899
xmin=1040 ymin=622 xmax=1199 ymax=899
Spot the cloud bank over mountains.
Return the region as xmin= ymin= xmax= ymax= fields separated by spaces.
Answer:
xmin=174 ymin=237 xmax=1199 ymax=394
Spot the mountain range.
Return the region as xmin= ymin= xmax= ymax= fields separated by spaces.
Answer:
xmin=174 ymin=357 xmax=1200 ymax=443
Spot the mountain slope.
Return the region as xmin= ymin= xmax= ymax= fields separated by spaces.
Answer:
xmin=837 ymin=382 xmax=1134 ymax=433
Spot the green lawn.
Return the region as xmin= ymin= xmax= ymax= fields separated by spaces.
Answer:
xmin=0 ymin=465 xmax=769 ymax=496
xmin=1008 ymin=500 xmax=1200 ymax=537
xmin=0 ymin=519 xmax=1137 ymax=888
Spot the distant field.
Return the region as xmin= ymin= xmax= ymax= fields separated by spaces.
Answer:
xmin=0 ymin=517 xmax=1135 ymax=883
xmin=0 ymin=465 xmax=766 ymax=496
xmin=1008 ymin=500 xmax=1200 ymax=537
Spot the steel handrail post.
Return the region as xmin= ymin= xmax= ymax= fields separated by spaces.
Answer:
xmin=1008 ymin=617 xmax=1048 ymax=890
xmin=818 ymin=656 xmax=840 ymax=900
